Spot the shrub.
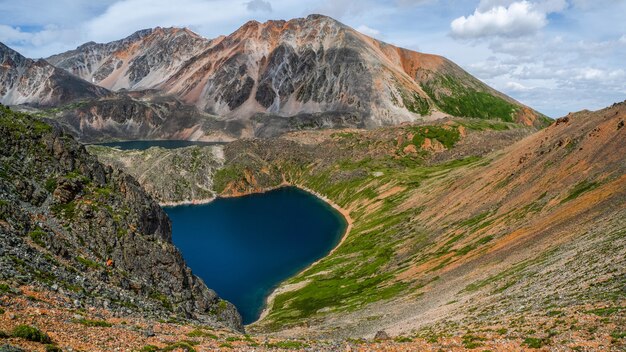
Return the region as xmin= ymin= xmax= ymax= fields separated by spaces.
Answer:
xmin=523 ymin=337 xmax=547 ymax=348
xmin=462 ymin=334 xmax=485 ymax=349
xmin=186 ymin=329 xmax=217 ymax=339
xmin=12 ymin=325 xmax=52 ymax=343
xmin=29 ymin=228 xmax=47 ymax=247
xmin=73 ymin=318 xmax=112 ymax=327
xmin=161 ymin=341 xmax=197 ymax=352
xmin=266 ymin=340 xmax=308 ymax=349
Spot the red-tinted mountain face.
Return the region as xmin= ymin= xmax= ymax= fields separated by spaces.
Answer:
xmin=47 ymin=15 xmax=548 ymax=129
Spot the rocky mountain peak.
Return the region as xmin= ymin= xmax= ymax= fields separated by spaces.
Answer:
xmin=0 ymin=42 xmax=108 ymax=106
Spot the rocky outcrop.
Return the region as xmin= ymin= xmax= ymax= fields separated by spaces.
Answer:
xmin=87 ymin=144 xmax=224 ymax=204
xmin=0 ymin=105 xmax=242 ymax=331
xmin=0 ymin=43 xmax=108 ymax=106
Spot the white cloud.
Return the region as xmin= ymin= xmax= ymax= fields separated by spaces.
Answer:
xmin=246 ymin=0 xmax=272 ymax=12
xmin=356 ymin=25 xmax=381 ymax=37
xmin=308 ymin=0 xmax=374 ymax=18
xmin=450 ymin=1 xmax=547 ymax=39
xmin=84 ymin=0 xmax=255 ymax=42
xmin=0 ymin=25 xmax=32 ymax=44
xmin=505 ymin=81 xmax=531 ymax=91
xmin=0 ymin=24 xmax=83 ymax=58
xmin=574 ymin=68 xmax=625 ymax=81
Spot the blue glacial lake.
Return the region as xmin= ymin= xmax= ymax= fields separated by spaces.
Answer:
xmin=164 ymin=186 xmax=347 ymax=324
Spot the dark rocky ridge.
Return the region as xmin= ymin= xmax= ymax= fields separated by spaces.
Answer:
xmin=0 ymin=105 xmax=243 ymax=331
xmin=53 ymin=93 xmax=246 ymax=142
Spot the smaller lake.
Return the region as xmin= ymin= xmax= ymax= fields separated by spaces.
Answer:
xmin=94 ymin=140 xmax=226 ymax=150
xmin=165 ymin=187 xmax=347 ymax=324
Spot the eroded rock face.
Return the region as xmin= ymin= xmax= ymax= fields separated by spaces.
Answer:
xmin=0 ymin=105 xmax=242 ymax=331
xmin=0 ymin=43 xmax=108 ymax=106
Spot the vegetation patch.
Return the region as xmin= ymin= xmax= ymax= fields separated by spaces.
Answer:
xmin=265 ymin=340 xmax=309 ymax=349
xmin=29 ymin=228 xmax=47 ymax=247
xmin=51 ymin=201 xmax=77 ymax=220
xmin=0 ymin=283 xmax=11 ymax=294
xmin=76 ymin=256 xmax=101 ymax=269
xmin=73 ymin=318 xmax=112 ymax=327
xmin=406 ymin=125 xmax=461 ymax=149
xmin=149 ymin=291 xmax=173 ymax=311
xmin=421 ymin=73 xmax=518 ymax=121
xmin=161 ymin=341 xmax=198 ymax=352
xmin=561 ymin=180 xmax=599 ymax=204
xmin=401 ymin=91 xmax=431 ymax=116
xmin=186 ymin=329 xmax=218 ymax=339
xmin=462 ymin=334 xmax=485 ymax=349
xmin=45 ymin=345 xmax=63 ymax=352
xmin=522 ymin=337 xmax=548 ymax=348
xmin=585 ymin=306 xmax=623 ymax=317
xmin=44 ymin=178 xmax=58 ymax=193
xmin=12 ymin=325 xmax=52 ymax=343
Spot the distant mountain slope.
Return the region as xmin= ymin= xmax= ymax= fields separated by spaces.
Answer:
xmin=47 ymin=15 xmax=548 ymax=130
xmin=46 ymin=27 xmax=210 ymax=91
xmin=50 ymin=93 xmax=242 ymax=142
xmin=0 ymin=43 xmax=108 ymax=106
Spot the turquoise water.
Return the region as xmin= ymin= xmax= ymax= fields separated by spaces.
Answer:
xmin=164 ymin=187 xmax=347 ymax=324
xmin=95 ymin=140 xmax=225 ymax=150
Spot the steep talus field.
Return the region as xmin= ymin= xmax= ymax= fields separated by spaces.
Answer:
xmin=0 ymin=43 xmax=108 ymax=106
xmin=0 ymin=105 xmax=242 ymax=332
xmin=41 ymin=15 xmax=548 ymax=141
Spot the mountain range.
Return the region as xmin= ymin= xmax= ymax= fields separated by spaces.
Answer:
xmin=3 ymin=15 xmax=547 ymax=142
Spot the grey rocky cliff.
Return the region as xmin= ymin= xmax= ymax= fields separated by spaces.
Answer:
xmin=0 ymin=105 xmax=242 ymax=331
xmin=0 ymin=43 xmax=108 ymax=106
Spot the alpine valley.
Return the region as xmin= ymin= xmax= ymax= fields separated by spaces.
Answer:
xmin=0 ymin=14 xmax=624 ymax=352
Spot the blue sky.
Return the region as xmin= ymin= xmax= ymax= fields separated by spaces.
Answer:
xmin=1 ymin=0 xmax=624 ymax=117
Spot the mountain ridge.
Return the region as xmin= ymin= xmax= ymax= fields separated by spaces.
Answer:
xmin=0 ymin=43 xmax=108 ymax=106
xmin=43 ymin=14 xmax=549 ymax=138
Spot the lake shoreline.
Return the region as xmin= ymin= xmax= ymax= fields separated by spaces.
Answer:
xmin=162 ymin=182 xmax=353 ymax=326
xmin=232 ymin=183 xmax=353 ymax=325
